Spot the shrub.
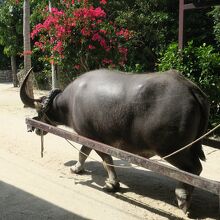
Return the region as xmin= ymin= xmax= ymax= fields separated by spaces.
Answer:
xmin=158 ymin=41 xmax=220 ymax=129
xmin=210 ymin=6 xmax=220 ymax=48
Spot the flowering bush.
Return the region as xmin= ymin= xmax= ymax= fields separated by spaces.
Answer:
xmin=31 ymin=0 xmax=133 ymax=72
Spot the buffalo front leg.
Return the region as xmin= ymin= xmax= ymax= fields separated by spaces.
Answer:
xmin=70 ymin=145 xmax=92 ymax=174
xmin=96 ymin=151 xmax=120 ymax=192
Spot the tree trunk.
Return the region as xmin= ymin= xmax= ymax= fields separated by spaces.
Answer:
xmin=11 ymin=56 xmax=18 ymax=87
xmin=49 ymin=0 xmax=59 ymax=89
xmin=23 ymin=0 xmax=34 ymax=98
xmin=51 ymin=63 xmax=59 ymax=89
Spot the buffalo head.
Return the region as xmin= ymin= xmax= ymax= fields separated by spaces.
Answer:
xmin=20 ymin=68 xmax=61 ymax=135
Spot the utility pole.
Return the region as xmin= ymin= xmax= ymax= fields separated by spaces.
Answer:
xmin=49 ymin=0 xmax=59 ymax=89
xmin=178 ymin=0 xmax=184 ymax=50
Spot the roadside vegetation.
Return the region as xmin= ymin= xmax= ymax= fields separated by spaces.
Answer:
xmin=0 ymin=0 xmax=219 ymax=128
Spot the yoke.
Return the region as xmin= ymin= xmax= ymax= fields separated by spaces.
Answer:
xmin=26 ymin=117 xmax=220 ymax=215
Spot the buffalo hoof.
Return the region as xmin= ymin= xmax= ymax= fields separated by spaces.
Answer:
xmin=70 ymin=164 xmax=85 ymax=174
xmin=175 ymin=188 xmax=191 ymax=214
xmin=103 ymin=179 xmax=120 ymax=193
xmin=176 ymin=197 xmax=190 ymax=214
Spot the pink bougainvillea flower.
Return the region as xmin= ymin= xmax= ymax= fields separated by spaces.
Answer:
xmin=100 ymin=0 xmax=107 ymax=5
xmin=74 ymin=64 xmax=81 ymax=70
xmin=116 ymin=28 xmax=131 ymax=40
xmin=92 ymin=33 xmax=102 ymax=41
xmin=118 ymin=47 xmax=128 ymax=55
xmin=99 ymin=29 xmax=107 ymax=34
xmin=31 ymin=1 xmax=132 ymax=68
xmin=102 ymin=58 xmax=113 ymax=64
xmin=81 ymin=27 xmax=91 ymax=36
xmin=53 ymin=41 xmax=63 ymax=54
xmin=23 ymin=50 xmax=32 ymax=55
xmin=88 ymin=44 xmax=96 ymax=50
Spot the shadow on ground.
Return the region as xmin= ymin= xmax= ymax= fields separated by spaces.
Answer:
xmin=64 ymin=159 xmax=219 ymax=220
xmin=0 ymin=181 xmax=89 ymax=220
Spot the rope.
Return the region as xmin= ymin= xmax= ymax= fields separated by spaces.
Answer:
xmin=64 ymin=123 xmax=220 ymax=168
xmin=41 ymin=131 xmax=44 ymax=158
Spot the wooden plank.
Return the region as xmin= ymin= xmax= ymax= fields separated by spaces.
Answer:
xmin=26 ymin=118 xmax=220 ymax=196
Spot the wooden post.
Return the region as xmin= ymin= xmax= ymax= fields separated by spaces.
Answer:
xmin=178 ymin=0 xmax=184 ymax=50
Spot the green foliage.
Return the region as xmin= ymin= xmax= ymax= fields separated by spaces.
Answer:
xmin=184 ymin=8 xmax=214 ymax=45
xmin=0 ymin=0 xmax=219 ymax=128
xmin=0 ymin=1 xmax=23 ymax=56
xmin=210 ymin=6 xmax=220 ymax=47
xmin=0 ymin=45 xmax=10 ymax=69
xmin=123 ymin=63 xmax=145 ymax=73
xmin=158 ymin=42 xmax=220 ymax=127
xmin=34 ymin=68 xmax=51 ymax=90
xmin=106 ymin=0 xmax=179 ymax=71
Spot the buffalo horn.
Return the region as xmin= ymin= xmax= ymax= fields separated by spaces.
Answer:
xmin=20 ymin=68 xmax=40 ymax=108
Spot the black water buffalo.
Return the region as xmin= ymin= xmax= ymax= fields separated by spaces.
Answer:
xmin=20 ymin=68 xmax=209 ymax=213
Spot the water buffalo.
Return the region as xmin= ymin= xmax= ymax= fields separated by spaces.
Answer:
xmin=20 ymin=68 xmax=209 ymax=213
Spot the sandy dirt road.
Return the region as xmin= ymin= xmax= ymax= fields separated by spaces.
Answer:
xmin=0 ymin=83 xmax=219 ymax=220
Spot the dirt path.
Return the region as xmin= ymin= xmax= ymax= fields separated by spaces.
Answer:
xmin=0 ymin=83 xmax=219 ymax=220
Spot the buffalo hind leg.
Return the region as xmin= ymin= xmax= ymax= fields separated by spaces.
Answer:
xmin=165 ymin=149 xmax=202 ymax=214
xmin=70 ymin=145 xmax=92 ymax=174
xmin=96 ymin=151 xmax=120 ymax=192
